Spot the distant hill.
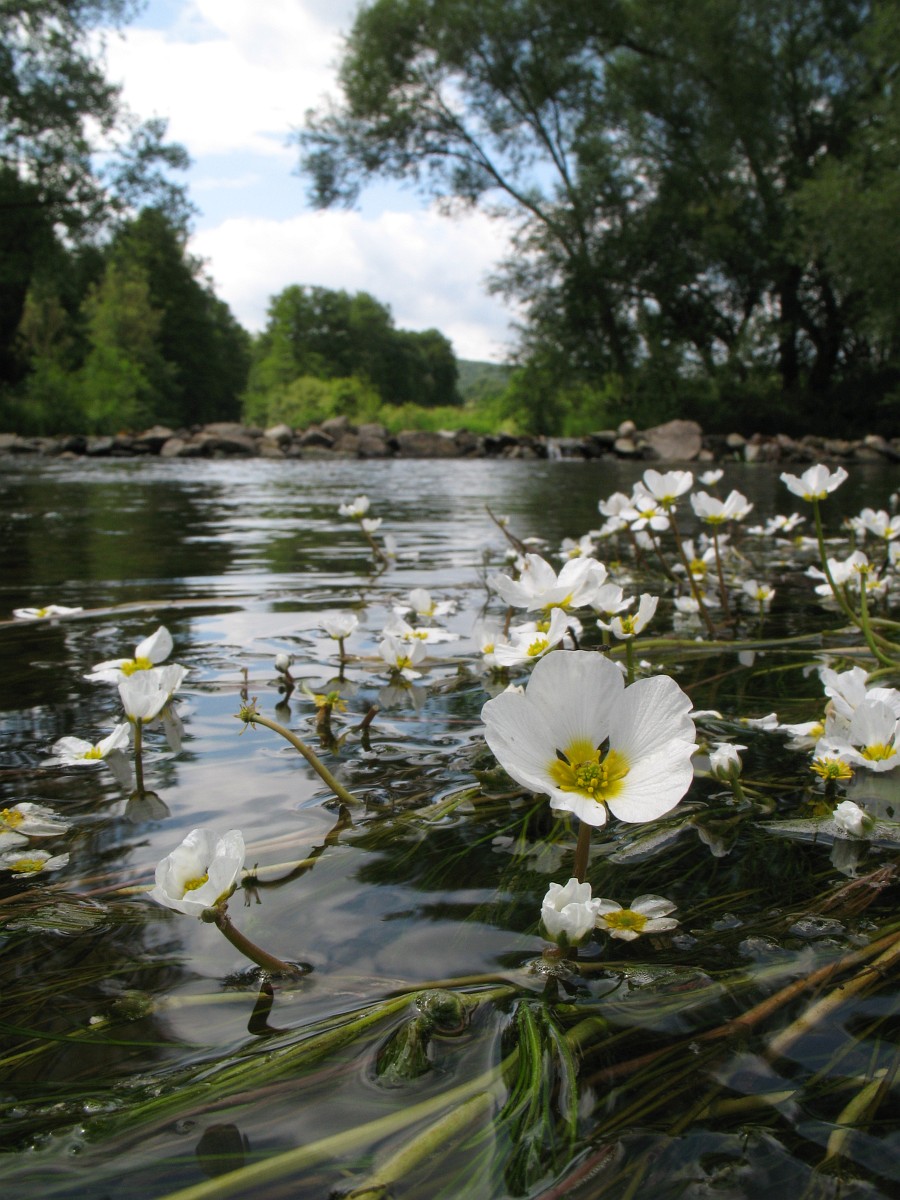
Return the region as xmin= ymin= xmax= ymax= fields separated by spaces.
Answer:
xmin=457 ymin=359 xmax=512 ymax=402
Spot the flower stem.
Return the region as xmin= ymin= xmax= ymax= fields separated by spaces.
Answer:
xmin=132 ymin=720 xmax=145 ymax=794
xmin=237 ymin=706 xmax=358 ymax=806
xmin=214 ymin=908 xmax=301 ymax=977
xmin=573 ymin=820 xmax=592 ymax=883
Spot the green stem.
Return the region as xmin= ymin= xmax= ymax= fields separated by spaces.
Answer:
xmin=711 ymin=527 xmax=732 ymax=625
xmin=857 ymin=571 xmax=898 ymax=668
xmin=573 ymin=820 xmax=592 ymax=883
xmin=214 ymin=908 xmax=301 ymax=977
xmin=625 ymin=636 xmax=635 ymax=684
xmin=132 ymin=720 xmax=145 ymax=794
xmin=151 ymin=1059 xmax=509 ymax=1200
xmin=237 ymin=708 xmax=358 ymax=806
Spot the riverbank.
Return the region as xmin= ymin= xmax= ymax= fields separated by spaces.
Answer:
xmin=1 ymin=416 xmax=897 ymax=465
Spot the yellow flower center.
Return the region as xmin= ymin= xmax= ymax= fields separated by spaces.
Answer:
xmin=9 ymin=857 xmax=46 ymax=874
xmin=689 ymin=559 xmax=706 ymax=577
xmin=395 ymin=656 xmax=412 ymax=671
xmin=410 ymin=630 xmax=429 ymax=640
xmin=483 ymin=642 xmax=495 ymax=654
xmin=36 ymin=607 xmax=50 ymax=618
xmin=1 ymin=808 xmax=23 ymax=828
xmin=604 ymin=909 xmax=647 ymax=933
xmin=120 ymin=656 xmax=154 ymax=676
xmin=183 ymin=873 xmax=209 ymax=893
xmin=549 ymin=737 xmax=629 ymax=802
xmin=862 ymin=742 xmax=895 ymax=762
xmin=527 ymin=637 xmax=549 ymax=657
xmin=811 ymin=757 xmax=853 ymax=781
xmin=617 ymin=616 xmax=636 ymax=636
xmin=82 ymin=746 xmax=104 ymax=760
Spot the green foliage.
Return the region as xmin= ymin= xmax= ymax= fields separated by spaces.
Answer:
xmin=301 ymin=0 xmax=900 ymax=435
xmin=244 ymin=374 xmax=382 ymax=430
xmin=244 ymin=283 xmax=461 ymax=421
xmin=78 ymin=260 xmax=169 ymax=433
xmin=0 ymin=2 xmax=191 ymax=395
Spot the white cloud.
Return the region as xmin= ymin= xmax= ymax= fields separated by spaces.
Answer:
xmin=191 ymin=206 xmax=518 ymax=362
xmin=104 ymin=1 xmax=344 ymax=158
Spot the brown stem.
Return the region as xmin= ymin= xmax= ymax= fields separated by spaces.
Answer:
xmin=214 ymin=908 xmax=301 ymax=977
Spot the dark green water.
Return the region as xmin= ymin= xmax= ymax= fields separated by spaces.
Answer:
xmin=1 ymin=456 xmax=899 ymax=1199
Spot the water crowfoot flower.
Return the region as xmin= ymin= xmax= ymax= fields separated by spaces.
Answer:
xmin=833 ymin=799 xmax=874 ymax=839
xmin=540 ymin=878 xmax=603 ymax=948
xmin=52 ymin=723 xmax=131 ymax=765
xmin=0 ymin=849 xmax=69 ymax=877
xmin=781 ymin=464 xmax=849 ymax=501
xmin=149 ymin=828 xmax=246 ymax=917
xmin=13 ymin=604 xmax=82 ymax=620
xmin=481 ymin=650 xmax=696 ymax=828
xmin=149 ymin=828 xmax=301 ymax=976
xmin=87 ymin=626 xmax=175 ymax=683
xmin=594 ymin=895 xmax=679 ymax=940
xmin=0 ymin=802 xmax=70 ymax=838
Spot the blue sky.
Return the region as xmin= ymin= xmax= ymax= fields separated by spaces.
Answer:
xmin=103 ymin=0 xmax=517 ymax=361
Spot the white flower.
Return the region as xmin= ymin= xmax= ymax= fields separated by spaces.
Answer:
xmin=493 ymin=609 xmax=571 ymax=667
xmin=540 ymin=878 xmax=603 ymax=947
xmin=859 ymin=508 xmax=900 ymax=541
xmin=742 ymin=580 xmax=775 ymax=608
xmin=490 ymin=553 xmax=608 ymax=612
xmin=833 ymin=800 xmax=873 ymax=839
xmin=87 ymin=626 xmax=174 ymax=683
xmin=640 ymin=469 xmax=694 ymax=508
xmin=119 ymin=666 xmax=186 ymax=723
xmin=481 ymin=650 xmax=696 ymax=828
xmin=827 ymin=699 xmax=900 ymax=772
xmin=274 ymin=653 xmax=293 ymax=673
xmin=599 ymin=593 xmax=658 ymax=639
xmin=749 ymin=512 xmax=805 ymax=536
xmin=13 ymin=604 xmax=82 ymax=620
xmin=594 ymin=894 xmax=679 ymax=941
xmin=52 ymin=724 xmax=131 ymax=765
xmin=560 ymin=533 xmax=597 ymax=559
xmin=0 ymin=849 xmax=69 ymax=877
xmin=623 ymin=494 xmax=670 ymax=532
xmin=338 ymin=495 xmax=370 ymax=518
xmin=781 ymin=464 xmax=849 ymax=501
xmin=690 ymin=490 xmax=753 ymax=525
xmin=321 ymin=611 xmax=359 ymax=640
xmin=592 ymin=583 xmax=633 ymax=617
xmin=0 ymin=802 xmax=70 ymax=838
xmin=708 ymin=742 xmax=746 ymax=779
xmin=382 ymin=614 xmax=458 ymax=644
xmin=360 ymin=517 xmax=382 ymax=534
xmin=378 ymin=635 xmax=427 ymax=680
xmin=698 ymin=469 xmax=723 ymax=487
xmin=149 ymin=828 xmax=245 ymax=917
xmin=401 ymin=588 xmax=455 ymax=618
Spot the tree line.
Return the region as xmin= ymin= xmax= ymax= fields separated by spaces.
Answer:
xmin=301 ymin=0 xmax=900 ymax=436
xmin=2 ymin=2 xmax=897 ymax=438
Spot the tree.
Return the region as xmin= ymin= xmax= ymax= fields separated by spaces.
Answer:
xmin=108 ymin=209 xmax=251 ymax=426
xmin=78 ymin=259 xmax=169 ymax=433
xmin=300 ymin=0 xmax=898 ymax=433
xmin=245 ymin=284 xmax=459 ymax=413
xmin=0 ymin=2 xmax=190 ymax=390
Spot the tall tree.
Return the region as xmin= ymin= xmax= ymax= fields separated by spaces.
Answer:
xmin=0 ymin=2 xmax=189 ymax=388
xmin=301 ymin=0 xmax=897 ymax=432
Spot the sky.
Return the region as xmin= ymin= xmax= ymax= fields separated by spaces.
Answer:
xmin=100 ymin=0 xmax=518 ymax=362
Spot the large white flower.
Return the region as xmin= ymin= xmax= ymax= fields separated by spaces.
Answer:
xmin=481 ymin=650 xmax=696 ymax=827
xmin=0 ymin=802 xmax=70 ymax=838
xmin=491 ymin=553 xmax=607 ymax=613
xmin=540 ymin=878 xmax=603 ymax=947
xmin=149 ymin=828 xmax=245 ymax=917
xmin=781 ymin=464 xmax=848 ymax=501
xmin=87 ymin=626 xmax=174 ymax=683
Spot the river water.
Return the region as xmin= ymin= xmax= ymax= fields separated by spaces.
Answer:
xmin=1 ymin=455 xmax=898 ymax=1199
